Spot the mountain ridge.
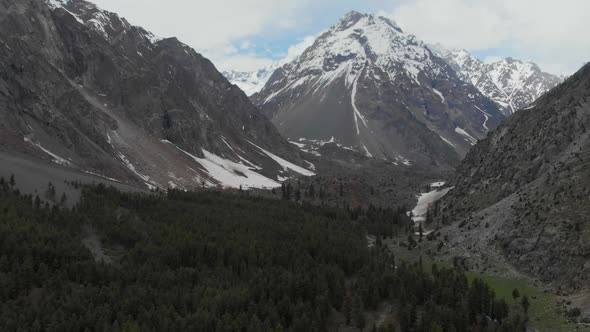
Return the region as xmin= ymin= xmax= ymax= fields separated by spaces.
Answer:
xmin=252 ymin=11 xmax=504 ymax=170
xmin=431 ymin=46 xmax=563 ymax=115
xmin=432 ymin=63 xmax=590 ymax=290
xmin=0 ymin=0 xmax=314 ymax=191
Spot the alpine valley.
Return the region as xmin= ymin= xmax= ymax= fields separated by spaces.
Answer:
xmin=0 ymin=1 xmax=589 ymax=331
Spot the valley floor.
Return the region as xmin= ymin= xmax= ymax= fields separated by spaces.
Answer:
xmin=385 ymin=182 xmax=590 ymax=332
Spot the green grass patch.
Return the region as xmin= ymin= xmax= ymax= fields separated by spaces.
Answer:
xmin=385 ymin=237 xmax=589 ymax=331
xmin=466 ymin=272 xmax=588 ymax=332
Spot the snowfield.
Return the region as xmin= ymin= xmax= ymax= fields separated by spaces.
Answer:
xmin=172 ymin=143 xmax=281 ymax=190
xmin=411 ymin=185 xmax=453 ymax=223
xmin=247 ymin=140 xmax=315 ymax=177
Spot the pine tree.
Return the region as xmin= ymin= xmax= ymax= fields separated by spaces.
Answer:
xmin=521 ymin=295 xmax=530 ymax=316
xmin=308 ymin=184 xmax=315 ymax=198
xmin=418 ymin=223 xmax=424 ymax=241
xmin=352 ymin=295 xmax=365 ymax=331
xmin=343 ymin=293 xmax=352 ymax=325
xmin=512 ymin=289 xmax=520 ymax=303
xmin=46 ymin=182 xmax=56 ymax=200
xmin=9 ymin=174 xmax=15 ymax=188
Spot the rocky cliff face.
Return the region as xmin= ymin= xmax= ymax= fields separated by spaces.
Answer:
xmin=434 ymin=63 xmax=590 ymax=291
xmin=0 ymin=0 xmax=314 ymax=190
xmin=435 ymin=47 xmax=563 ymax=115
xmin=253 ymin=11 xmax=504 ymax=171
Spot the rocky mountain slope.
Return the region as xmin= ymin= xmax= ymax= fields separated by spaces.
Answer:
xmin=252 ymin=11 xmax=504 ymax=170
xmin=433 ymin=63 xmax=590 ymax=291
xmin=0 ymin=0 xmax=315 ymax=190
xmin=434 ymin=47 xmax=563 ymax=115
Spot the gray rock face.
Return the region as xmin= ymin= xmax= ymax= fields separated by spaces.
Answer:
xmin=0 ymin=0 xmax=313 ymax=190
xmin=253 ymin=11 xmax=504 ymax=171
xmin=434 ymin=47 xmax=563 ymax=115
xmin=436 ymin=63 xmax=590 ymax=290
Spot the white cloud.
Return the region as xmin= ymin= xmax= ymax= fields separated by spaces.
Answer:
xmin=90 ymin=0 xmax=310 ymax=64
xmin=389 ymin=0 xmax=590 ymax=75
xmin=88 ymin=0 xmax=587 ymax=76
xmin=280 ymin=35 xmax=318 ymax=64
xmin=214 ymin=55 xmax=275 ymax=72
xmin=215 ymin=34 xmax=318 ymax=72
xmin=483 ymin=56 xmax=502 ymax=64
xmin=240 ymin=40 xmax=254 ymax=50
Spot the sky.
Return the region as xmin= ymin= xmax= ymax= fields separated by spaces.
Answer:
xmin=90 ymin=0 xmax=589 ymax=76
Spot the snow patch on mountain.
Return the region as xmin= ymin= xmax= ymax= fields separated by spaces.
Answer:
xmin=432 ymin=88 xmax=445 ymax=103
xmin=455 ymin=127 xmax=478 ymax=145
xmin=411 ymin=186 xmax=453 ymax=223
xmin=247 ymin=141 xmax=315 ymax=176
xmin=116 ymin=151 xmax=159 ymax=190
xmin=173 ymin=144 xmax=281 ymax=189
xmin=24 ymin=136 xmax=72 ymax=167
xmin=439 ymin=135 xmax=457 ymax=148
xmin=351 ymin=76 xmax=368 ymax=135
xmin=474 ymin=105 xmax=492 ymax=131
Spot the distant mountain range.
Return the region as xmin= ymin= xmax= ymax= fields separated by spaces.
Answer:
xmin=430 ymin=45 xmax=563 ymax=115
xmin=248 ymin=11 xmax=505 ymax=170
xmin=224 ymin=34 xmax=562 ymax=118
xmin=222 ymin=66 xmax=277 ymax=97
xmin=0 ymin=0 xmax=314 ymax=191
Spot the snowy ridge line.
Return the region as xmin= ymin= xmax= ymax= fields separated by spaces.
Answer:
xmin=45 ymin=0 xmax=164 ymax=46
xmin=438 ymin=48 xmax=561 ymax=115
xmin=263 ymin=12 xmax=448 ymax=107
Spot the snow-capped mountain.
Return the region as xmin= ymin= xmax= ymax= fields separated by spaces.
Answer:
xmin=253 ymin=11 xmax=504 ymax=170
xmin=222 ymin=66 xmax=277 ymax=96
xmin=434 ymin=47 xmax=563 ymax=115
xmin=0 ymin=0 xmax=314 ymax=190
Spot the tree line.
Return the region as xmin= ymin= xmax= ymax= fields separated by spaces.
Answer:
xmin=0 ymin=176 xmax=525 ymax=331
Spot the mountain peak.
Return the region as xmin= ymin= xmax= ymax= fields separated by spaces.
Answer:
xmin=441 ymin=49 xmax=563 ymax=115
xmin=334 ymin=11 xmax=403 ymax=34
xmin=253 ymin=13 xmax=505 ymax=169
